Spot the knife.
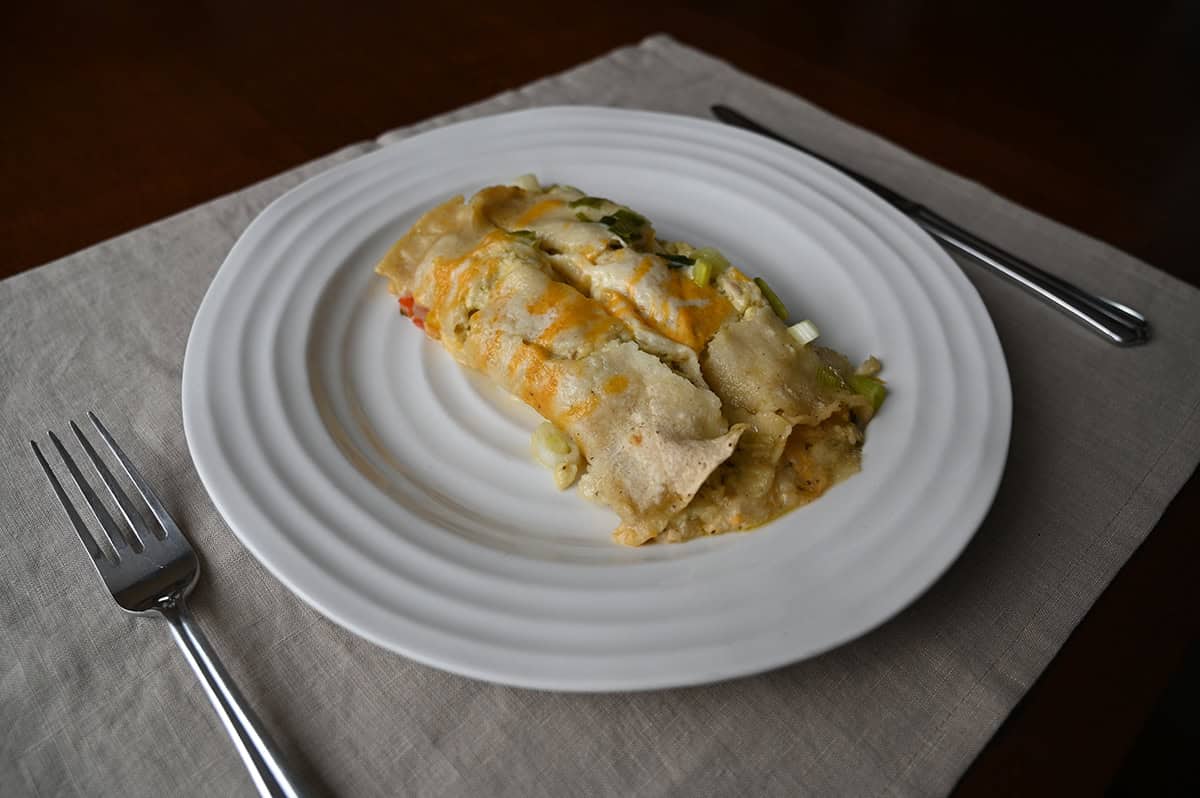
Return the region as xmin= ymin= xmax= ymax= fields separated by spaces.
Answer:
xmin=711 ymin=104 xmax=1151 ymax=346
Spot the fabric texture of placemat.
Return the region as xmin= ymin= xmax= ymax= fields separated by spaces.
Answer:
xmin=3 ymin=35 xmax=1199 ymax=797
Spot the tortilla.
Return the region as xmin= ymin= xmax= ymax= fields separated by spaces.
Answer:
xmin=375 ymin=179 xmax=883 ymax=545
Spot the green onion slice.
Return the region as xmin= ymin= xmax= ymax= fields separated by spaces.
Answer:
xmin=598 ymin=209 xmax=649 ymax=247
xmin=816 ymin=364 xmax=845 ymax=391
xmin=532 ymin=421 xmax=572 ymax=457
xmin=568 ymin=196 xmax=610 ymax=208
xmin=787 ymin=319 xmax=819 ymax=345
xmin=848 ymin=374 xmax=888 ymax=411
xmin=694 ymin=247 xmax=729 ymax=272
xmin=661 ymin=253 xmax=695 ymax=268
xmin=754 ymin=277 xmax=788 ymax=320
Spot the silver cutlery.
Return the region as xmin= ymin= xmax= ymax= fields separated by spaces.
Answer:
xmin=31 ymin=412 xmax=308 ymax=798
xmin=711 ymin=104 xmax=1151 ymax=346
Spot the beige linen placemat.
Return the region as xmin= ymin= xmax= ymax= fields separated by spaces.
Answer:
xmin=3 ymin=35 xmax=1199 ymax=797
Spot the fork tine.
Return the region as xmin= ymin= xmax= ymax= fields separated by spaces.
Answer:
xmin=87 ymin=412 xmax=183 ymax=540
xmin=46 ymin=431 xmax=128 ymax=559
xmin=70 ymin=421 xmax=150 ymax=552
xmin=31 ymin=440 xmax=106 ymax=562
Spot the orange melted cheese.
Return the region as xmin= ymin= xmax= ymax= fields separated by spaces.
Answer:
xmin=475 ymin=329 xmax=505 ymax=369
xmin=452 ymin=263 xmax=628 ymax=424
xmin=628 ymin=257 xmax=654 ymax=288
xmin=504 ymin=343 xmax=562 ymax=416
xmin=422 ymin=230 xmax=511 ymax=339
xmin=513 ymin=198 xmax=564 ymax=227
xmin=599 ymin=291 xmax=641 ymax=324
xmin=527 ymin=280 xmax=625 ymax=351
xmin=604 ymin=374 xmax=629 ymax=394
xmin=562 ymin=393 xmax=600 ymax=422
xmin=657 ymin=269 xmax=734 ymax=352
xmin=603 ymin=258 xmax=734 ymax=352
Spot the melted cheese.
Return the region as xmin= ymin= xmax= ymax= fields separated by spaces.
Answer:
xmin=514 ymin=198 xmax=564 ymax=227
xmin=509 ymin=204 xmax=734 ymax=354
xmin=374 ymin=181 xmax=880 ymax=546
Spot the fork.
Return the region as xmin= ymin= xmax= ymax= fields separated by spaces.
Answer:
xmin=31 ymin=412 xmax=308 ymax=798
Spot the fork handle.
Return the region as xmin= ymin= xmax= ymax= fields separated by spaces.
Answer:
xmin=162 ymin=601 xmax=309 ymax=798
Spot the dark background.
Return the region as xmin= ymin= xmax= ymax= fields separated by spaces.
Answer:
xmin=3 ymin=2 xmax=1197 ymax=794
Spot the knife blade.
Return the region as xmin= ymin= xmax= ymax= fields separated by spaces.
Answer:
xmin=711 ymin=104 xmax=1150 ymax=346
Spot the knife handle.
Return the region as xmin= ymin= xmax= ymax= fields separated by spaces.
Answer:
xmin=709 ymin=104 xmax=1151 ymax=346
xmin=911 ymin=208 xmax=1151 ymax=346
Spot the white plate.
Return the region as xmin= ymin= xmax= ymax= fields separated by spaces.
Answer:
xmin=182 ymin=107 xmax=1011 ymax=691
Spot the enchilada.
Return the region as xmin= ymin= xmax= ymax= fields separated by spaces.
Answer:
xmin=375 ymin=177 xmax=885 ymax=545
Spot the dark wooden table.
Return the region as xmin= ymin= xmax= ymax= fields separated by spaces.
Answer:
xmin=4 ymin=2 xmax=1196 ymax=794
